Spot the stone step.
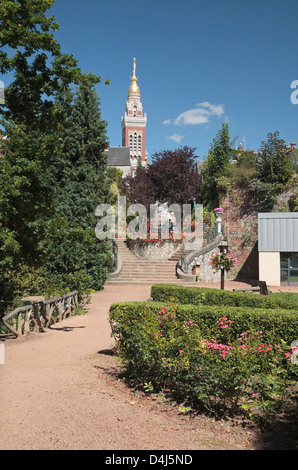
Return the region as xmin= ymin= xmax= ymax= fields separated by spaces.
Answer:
xmin=119 ymin=264 xmax=177 ymax=269
xmin=108 ymin=240 xmax=184 ymax=285
xmin=106 ymin=280 xmax=193 ymax=285
xmin=106 ymin=280 xmax=182 ymax=285
xmin=107 ymin=276 xmax=177 ymax=279
xmin=112 ymin=268 xmax=176 ymax=272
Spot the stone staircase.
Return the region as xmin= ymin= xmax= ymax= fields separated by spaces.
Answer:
xmin=105 ymin=239 xmax=184 ymax=285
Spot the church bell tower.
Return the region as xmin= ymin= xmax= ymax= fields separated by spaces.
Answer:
xmin=121 ymin=58 xmax=148 ymax=174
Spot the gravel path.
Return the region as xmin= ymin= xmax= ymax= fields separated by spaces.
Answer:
xmin=1 ymin=282 xmax=297 ymax=451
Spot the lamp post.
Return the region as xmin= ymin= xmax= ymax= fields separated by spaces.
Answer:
xmin=220 ymin=246 xmax=225 ymax=290
xmin=214 ymin=208 xmax=225 ymax=289
xmin=214 ymin=207 xmax=224 ymax=235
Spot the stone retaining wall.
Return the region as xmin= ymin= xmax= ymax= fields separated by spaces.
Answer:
xmin=126 ymin=239 xmax=182 ymax=259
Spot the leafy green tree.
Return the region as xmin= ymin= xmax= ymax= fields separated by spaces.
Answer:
xmin=0 ymin=0 xmax=104 ymax=129
xmin=43 ymin=78 xmax=113 ymax=293
xmin=256 ymin=131 xmax=294 ymax=185
xmin=0 ymin=1 xmax=108 ymax=300
xmin=202 ymin=123 xmax=234 ymax=209
xmin=0 ymin=122 xmax=59 ymax=300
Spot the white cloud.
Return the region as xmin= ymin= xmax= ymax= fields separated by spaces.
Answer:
xmin=166 ymin=134 xmax=185 ymax=143
xmin=162 ymin=119 xmax=172 ymax=125
xmin=174 ymin=102 xmax=225 ymax=126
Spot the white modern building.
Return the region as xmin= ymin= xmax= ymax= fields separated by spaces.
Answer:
xmin=258 ymin=212 xmax=298 ymax=286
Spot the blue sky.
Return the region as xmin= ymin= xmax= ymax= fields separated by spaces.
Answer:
xmin=6 ymin=0 xmax=298 ymax=162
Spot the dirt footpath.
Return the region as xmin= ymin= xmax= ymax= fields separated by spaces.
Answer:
xmin=0 ymin=282 xmax=296 ymax=451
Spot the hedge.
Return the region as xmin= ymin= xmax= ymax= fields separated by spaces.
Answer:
xmin=109 ymin=300 xmax=298 ymax=345
xmin=151 ymin=284 xmax=298 ymax=311
xmin=109 ymin=300 xmax=298 ymax=423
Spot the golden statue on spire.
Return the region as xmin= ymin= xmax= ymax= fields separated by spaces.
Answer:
xmin=128 ymin=57 xmax=140 ymax=96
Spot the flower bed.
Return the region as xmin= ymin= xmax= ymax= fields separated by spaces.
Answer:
xmin=109 ymin=300 xmax=298 ymax=426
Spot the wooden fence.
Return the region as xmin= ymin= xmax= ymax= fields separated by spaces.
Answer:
xmin=0 ymin=291 xmax=78 ymax=339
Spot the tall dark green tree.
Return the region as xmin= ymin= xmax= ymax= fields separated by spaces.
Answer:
xmin=43 ymin=78 xmax=113 ymax=294
xmin=202 ymin=123 xmax=234 ymax=209
xmin=0 ymin=1 xmax=107 ymax=300
xmin=256 ymin=131 xmax=294 ymax=185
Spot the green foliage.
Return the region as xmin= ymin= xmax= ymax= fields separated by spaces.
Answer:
xmin=256 ymin=131 xmax=294 ymax=185
xmin=246 ymin=178 xmax=279 ymax=212
xmin=43 ymin=78 xmax=112 ymax=293
xmin=202 ymin=123 xmax=234 ymax=209
xmin=201 ymin=128 xmax=295 ymax=213
xmin=110 ymin=300 xmax=298 ymax=345
xmin=109 ymin=300 xmax=297 ymax=425
xmin=150 ymin=284 xmax=298 ymax=311
xmin=0 ymin=0 xmax=104 ymax=129
xmin=236 ymin=150 xmax=257 ymax=169
xmin=0 ymin=2 xmax=111 ymax=302
xmin=107 ymin=167 xmax=124 ymax=199
xmin=0 ymin=123 xmax=58 ymax=300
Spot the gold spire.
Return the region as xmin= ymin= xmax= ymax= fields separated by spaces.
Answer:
xmin=128 ymin=57 xmax=140 ymax=96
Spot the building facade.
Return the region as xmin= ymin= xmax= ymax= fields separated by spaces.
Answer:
xmin=105 ymin=147 xmax=131 ymax=177
xmin=258 ymin=212 xmax=298 ymax=286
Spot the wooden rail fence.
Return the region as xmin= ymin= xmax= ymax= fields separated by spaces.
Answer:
xmin=0 ymin=291 xmax=78 ymax=339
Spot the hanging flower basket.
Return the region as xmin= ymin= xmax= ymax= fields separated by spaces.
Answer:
xmin=210 ymin=249 xmax=237 ymax=273
xmin=214 ymin=207 xmax=224 ymax=214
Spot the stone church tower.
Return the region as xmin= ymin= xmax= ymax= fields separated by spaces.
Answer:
xmin=121 ymin=58 xmax=148 ymax=174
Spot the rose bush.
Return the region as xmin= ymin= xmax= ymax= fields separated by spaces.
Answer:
xmin=110 ymin=302 xmax=298 ymax=427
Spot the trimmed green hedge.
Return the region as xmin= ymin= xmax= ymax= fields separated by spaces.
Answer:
xmin=109 ymin=300 xmax=298 ymax=345
xmin=109 ymin=300 xmax=298 ymax=423
xmin=151 ymin=284 xmax=298 ymax=311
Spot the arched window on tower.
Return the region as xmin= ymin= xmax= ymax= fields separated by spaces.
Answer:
xmin=133 ymin=105 xmax=137 ymax=117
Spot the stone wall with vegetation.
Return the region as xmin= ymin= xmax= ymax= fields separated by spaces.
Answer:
xmin=219 ymin=181 xmax=297 ymax=282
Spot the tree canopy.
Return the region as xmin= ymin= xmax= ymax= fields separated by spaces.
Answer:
xmin=256 ymin=131 xmax=294 ymax=185
xmin=202 ymin=123 xmax=234 ymax=209
xmin=0 ymin=1 xmax=111 ymax=301
xmin=121 ymin=146 xmax=199 ymax=209
xmin=42 ymin=78 xmax=112 ymax=294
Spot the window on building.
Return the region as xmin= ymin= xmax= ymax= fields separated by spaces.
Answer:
xmin=280 ymin=252 xmax=298 ymax=286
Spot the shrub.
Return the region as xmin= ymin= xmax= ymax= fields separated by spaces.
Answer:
xmin=150 ymin=284 xmax=298 ymax=310
xmin=110 ymin=300 xmax=298 ymax=353
xmin=109 ymin=301 xmax=298 ymax=426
